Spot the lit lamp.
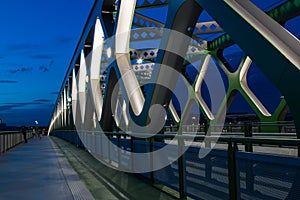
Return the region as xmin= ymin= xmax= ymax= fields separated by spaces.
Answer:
xmin=137 ymin=58 xmax=143 ymax=64
xmin=67 ymin=97 xmax=72 ymax=128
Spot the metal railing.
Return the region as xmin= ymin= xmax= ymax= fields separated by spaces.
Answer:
xmin=165 ymin=121 xmax=296 ymax=134
xmin=52 ymin=127 xmax=300 ymax=200
xmin=0 ymin=131 xmax=32 ymax=153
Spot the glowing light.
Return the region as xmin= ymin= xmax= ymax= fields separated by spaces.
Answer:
xmin=137 ymin=58 xmax=143 ymax=64
xmin=107 ymin=47 xmax=112 ymax=58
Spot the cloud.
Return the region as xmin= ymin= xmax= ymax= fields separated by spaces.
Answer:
xmin=49 ymin=60 xmax=54 ymax=67
xmin=0 ymin=92 xmax=21 ymax=95
xmin=7 ymin=102 xmax=43 ymax=106
xmin=39 ymin=60 xmax=55 ymax=73
xmin=0 ymin=101 xmax=47 ymax=112
xmin=10 ymin=67 xmax=33 ymax=74
xmin=0 ymin=80 xmax=18 ymax=83
xmin=0 ymin=105 xmax=15 ymax=111
xmin=51 ymin=91 xmax=59 ymax=95
xmin=31 ymin=54 xmax=55 ymax=59
xmin=34 ymin=99 xmax=52 ymax=103
xmin=0 ymin=104 xmax=25 ymax=112
xmin=0 ymin=62 xmax=22 ymax=68
xmin=39 ymin=65 xmax=49 ymax=72
xmin=0 ymin=99 xmax=53 ymax=111
xmin=7 ymin=43 xmax=39 ymax=52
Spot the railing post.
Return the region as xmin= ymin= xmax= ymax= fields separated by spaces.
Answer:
xmin=205 ymin=157 xmax=212 ymax=180
xmin=178 ymin=136 xmax=186 ymax=199
xmin=131 ymin=136 xmax=134 ymax=172
xmin=76 ymin=131 xmax=79 ymax=147
xmin=228 ymin=141 xmax=238 ymax=200
xmin=117 ymin=134 xmax=120 ymax=168
xmin=4 ymin=134 xmax=6 ymax=151
xmin=204 ymin=123 xmax=211 ymax=148
xmin=244 ymin=122 xmax=253 ymax=152
xmin=297 ymin=131 xmax=300 ymax=157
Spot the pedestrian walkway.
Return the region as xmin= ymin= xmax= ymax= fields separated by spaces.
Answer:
xmin=0 ymin=136 xmax=176 ymax=200
xmin=51 ymin=137 xmax=176 ymax=200
xmin=0 ymin=136 xmax=94 ymax=200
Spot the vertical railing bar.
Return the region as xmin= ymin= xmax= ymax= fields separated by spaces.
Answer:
xmin=228 ymin=140 xmax=237 ymax=200
xmin=244 ymin=122 xmax=253 ymax=152
xmin=178 ymin=136 xmax=186 ymax=199
xmin=117 ymin=134 xmax=121 ymax=169
xmin=131 ymin=136 xmax=134 ymax=172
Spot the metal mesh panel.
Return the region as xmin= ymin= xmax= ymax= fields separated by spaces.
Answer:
xmin=109 ymin=137 xmax=118 ymax=163
xmin=184 ymin=147 xmax=229 ymax=200
xmin=153 ymin=142 xmax=179 ymax=190
xmin=119 ymin=138 xmax=132 ymax=170
xmin=101 ymin=135 xmax=109 ymax=159
xmin=133 ymin=139 xmax=151 ymax=178
xmin=236 ymin=152 xmax=300 ymax=200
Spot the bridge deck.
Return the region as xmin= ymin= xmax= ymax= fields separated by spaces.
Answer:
xmin=0 ymin=136 xmax=174 ymax=200
xmin=0 ymin=136 xmax=94 ymax=200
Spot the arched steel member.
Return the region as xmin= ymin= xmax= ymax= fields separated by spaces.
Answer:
xmin=47 ymin=1 xmax=297 ymax=136
xmin=101 ymin=0 xmax=204 ymax=132
xmin=194 ymin=0 xmax=300 ymax=137
xmin=63 ymin=0 xmax=225 ymax=174
xmin=47 ymin=1 xmax=299 ymax=138
xmin=63 ymin=0 xmax=218 ymax=174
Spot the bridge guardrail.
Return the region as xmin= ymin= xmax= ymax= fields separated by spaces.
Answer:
xmin=0 ymin=131 xmax=32 ymax=153
xmin=52 ymin=128 xmax=300 ymax=200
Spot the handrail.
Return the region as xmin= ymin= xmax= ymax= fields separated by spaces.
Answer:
xmin=52 ymin=129 xmax=300 ymax=200
xmin=0 ymin=131 xmax=32 ymax=153
xmin=67 ymin=129 xmax=300 ymax=147
xmin=0 ymin=131 xmax=20 ymax=135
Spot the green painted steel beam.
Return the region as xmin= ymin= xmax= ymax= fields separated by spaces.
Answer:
xmin=196 ymin=0 xmax=300 ymax=136
xmin=208 ymin=0 xmax=300 ymax=51
xmin=267 ymin=0 xmax=300 ymax=23
xmin=208 ymin=33 xmax=233 ymax=51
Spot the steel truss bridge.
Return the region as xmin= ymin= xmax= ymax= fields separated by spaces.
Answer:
xmin=48 ymin=0 xmax=300 ymax=199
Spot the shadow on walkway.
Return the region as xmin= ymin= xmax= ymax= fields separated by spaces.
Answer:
xmin=0 ymin=136 xmax=94 ymax=200
xmin=51 ymin=136 xmax=175 ymax=200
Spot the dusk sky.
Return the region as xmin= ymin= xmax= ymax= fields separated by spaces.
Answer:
xmin=0 ymin=0 xmax=93 ymax=126
xmin=0 ymin=0 xmax=298 ymax=127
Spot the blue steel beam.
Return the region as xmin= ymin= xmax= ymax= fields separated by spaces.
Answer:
xmin=208 ymin=0 xmax=300 ymax=51
xmin=195 ymin=0 xmax=300 ymax=136
xmin=132 ymin=0 xmax=203 ymax=128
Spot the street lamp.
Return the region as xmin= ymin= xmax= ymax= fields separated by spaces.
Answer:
xmin=137 ymin=58 xmax=143 ymax=64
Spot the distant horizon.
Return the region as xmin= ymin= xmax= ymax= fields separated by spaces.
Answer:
xmin=0 ymin=0 xmax=94 ymax=127
xmin=1 ymin=0 xmax=298 ymax=127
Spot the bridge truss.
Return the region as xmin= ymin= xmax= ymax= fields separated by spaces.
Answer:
xmin=49 ymin=0 xmax=300 ymax=137
xmin=48 ymin=0 xmax=300 ymax=199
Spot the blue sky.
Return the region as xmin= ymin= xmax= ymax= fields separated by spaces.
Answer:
xmin=0 ymin=0 xmax=298 ymax=127
xmin=0 ymin=0 xmax=93 ymax=126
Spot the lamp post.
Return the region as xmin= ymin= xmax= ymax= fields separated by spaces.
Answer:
xmin=34 ymin=120 xmax=39 ymax=136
